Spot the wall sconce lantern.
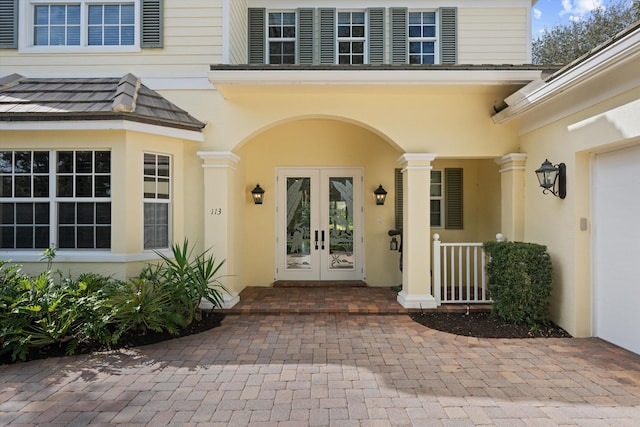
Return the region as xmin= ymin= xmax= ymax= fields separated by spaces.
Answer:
xmin=374 ymin=185 xmax=387 ymax=205
xmin=251 ymin=184 xmax=265 ymax=204
xmin=535 ymin=159 xmax=566 ymax=199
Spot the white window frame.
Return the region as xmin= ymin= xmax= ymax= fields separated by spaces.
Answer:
xmin=0 ymin=149 xmax=112 ymax=251
xmin=430 ymin=169 xmax=443 ymax=228
xmin=408 ymin=10 xmax=439 ymax=65
xmin=337 ymin=10 xmax=367 ymax=65
xmin=267 ymin=10 xmax=296 ymax=65
xmin=19 ymin=0 xmax=141 ymax=53
xmin=142 ymin=152 xmax=171 ymax=250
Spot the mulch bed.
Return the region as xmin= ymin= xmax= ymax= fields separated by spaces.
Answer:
xmin=409 ymin=311 xmax=572 ymax=338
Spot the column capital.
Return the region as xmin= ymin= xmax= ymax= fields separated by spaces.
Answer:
xmin=197 ymin=151 xmax=240 ymax=169
xmin=495 ymin=153 xmax=528 ymax=173
xmin=398 ymin=153 xmax=438 ymax=170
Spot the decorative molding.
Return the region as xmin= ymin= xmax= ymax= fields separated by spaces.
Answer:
xmin=197 ymin=151 xmax=241 ymax=169
xmin=397 ymin=290 xmax=437 ymax=309
xmin=0 ymin=120 xmax=205 ymax=142
xmin=496 ymin=153 xmax=528 ymax=173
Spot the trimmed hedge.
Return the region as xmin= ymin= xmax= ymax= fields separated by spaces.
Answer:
xmin=483 ymin=241 xmax=553 ymax=327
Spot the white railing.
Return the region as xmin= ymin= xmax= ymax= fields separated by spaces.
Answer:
xmin=433 ymin=233 xmax=504 ymax=305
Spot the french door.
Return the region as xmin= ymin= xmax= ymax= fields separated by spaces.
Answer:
xmin=276 ymin=168 xmax=363 ymax=281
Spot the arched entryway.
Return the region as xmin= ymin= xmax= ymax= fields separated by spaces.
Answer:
xmin=236 ymin=117 xmax=403 ymax=288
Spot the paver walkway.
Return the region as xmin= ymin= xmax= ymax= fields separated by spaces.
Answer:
xmin=2 ymin=314 xmax=640 ymax=426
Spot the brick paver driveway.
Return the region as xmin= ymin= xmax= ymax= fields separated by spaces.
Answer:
xmin=2 ymin=314 xmax=640 ymax=426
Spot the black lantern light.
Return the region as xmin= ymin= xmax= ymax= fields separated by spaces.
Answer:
xmin=535 ymin=159 xmax=566 ymax=199
xmin=251 ymin=184 xmax=265 ymax=204
xmin=374 ymin=185 xmax=387 ymax=205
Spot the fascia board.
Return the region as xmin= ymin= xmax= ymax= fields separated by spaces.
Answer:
xmin=493 ymin=29 xmax=640 ymax=124
xmin=209 ymin=69 xmax=543 ymax=90
xmin=0 ymin=120 xmax=204 ymax=142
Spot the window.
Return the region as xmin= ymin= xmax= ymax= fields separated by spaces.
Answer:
xmin=430 ymin=170 xmax=442 ymax=227
xmin=88 ymin=3 xmax=135 ymax=46
xmin=34 ymin=4 xmax=81 ymax=46
xmin=0 ymin=150 xmax=111 ymax=250
xmin=409 ymin=11 xmax=437 ymax=64
xmin=337 ymin=11 xmax=365 ymax=64
xmin=394 ymin=167 xmax=463 ymax=230
xmin=268 ymin=12 xmax=295 ymax=64
xmin=143 ymin=153 xmax=170 ymax=249
xmin=27 ymin=1 xmax=138 ymax=48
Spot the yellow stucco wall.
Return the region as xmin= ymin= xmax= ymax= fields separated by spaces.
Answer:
xmin=195 ymin=85 xmax=522 ymax=155
xmin=519 ymin=86 xmax=640 ymax=337
xmin=234 ymin=118 xmax=503 ymax=288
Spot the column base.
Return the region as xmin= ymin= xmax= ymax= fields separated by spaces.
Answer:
xmin=199 ymin=291 xmax=240 ymax=309
xmin=397 ymin=290 xmax=438 ymax=309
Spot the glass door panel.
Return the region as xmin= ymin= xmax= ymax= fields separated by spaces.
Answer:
xmin=327 ymin=177 xmax=354 ymax=271
xmin=286 ymin=177 xmax=311 ymax=270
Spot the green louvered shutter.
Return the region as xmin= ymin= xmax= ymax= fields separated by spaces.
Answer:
xmin=298 ymin=8 xmax=314 ymax=64
xmin=141 ymin=0 xmax=163 ymax=48
xmin=248 ymin=8 xmax=266 ymax=64
xmin=368 ymin=8 xmax=384 ymax=64
xmin=445 ymin=168 xmax=463 ymax=229
xmin=319 ymin=8 xmax=335 ymax=64
xmin=394 ymin=168 xmax=403 ymax=230
xmin=390 ymin=8 xmax=407 ymax=64
xmin=439 ymin=7 xmax=457 ymax=64
xmin=0 ymin=0 xmax=18 ymax=48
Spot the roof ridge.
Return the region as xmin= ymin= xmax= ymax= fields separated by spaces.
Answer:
xmin=112 ymin=73 xmax=140 ymax=113
xmin=0 ymin=74 xmax=25 ymax=90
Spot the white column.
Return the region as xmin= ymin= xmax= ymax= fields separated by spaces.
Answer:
xmin=197 ymin=151 xmax=240 ymax=308
xmin=495 ymin=153 xmax=528 ymax=242
xmin=397 ymin=153 xmax=438 ymax=309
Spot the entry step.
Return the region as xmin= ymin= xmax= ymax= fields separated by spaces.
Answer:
xmin=273 ymin=280 xmax=367 ymax=288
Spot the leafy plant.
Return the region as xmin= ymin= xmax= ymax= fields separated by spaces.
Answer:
xmin=144 ymin=239 xmax=228 ymax=323
xmin=483 ymin=241 xmax=553 ymax=327
xmin=0 ymin=269 xmax=114 ymax=361
xmin=105 ymin=278 xmax=187 ymax=342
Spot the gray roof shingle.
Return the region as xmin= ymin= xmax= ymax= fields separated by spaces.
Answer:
xmin=0 ymin=74 xmax=206 ymax=132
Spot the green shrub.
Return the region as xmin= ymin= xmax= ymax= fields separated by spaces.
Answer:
xmin=142 ymin=239 xmax=228 ymax=324
xmin=0 ymin=265 xmax=114 ymax=361
xmin=104 ymin=278 xmax=187 ymax=342
xmin=0 ymin=241 xmax=227 ymax=363
xmin=483 ymin=241 xmax=553 ymax=327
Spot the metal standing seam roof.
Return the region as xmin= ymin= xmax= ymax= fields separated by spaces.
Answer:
xmin=0 ymin=73 xmax=206 ymax=132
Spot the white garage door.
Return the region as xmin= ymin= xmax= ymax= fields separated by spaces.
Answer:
xmin=593 ymin=144 xmax=640 ymax=355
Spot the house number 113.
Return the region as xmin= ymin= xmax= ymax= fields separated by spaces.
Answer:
xmin=211 ymin=208 xmax=222 ymax=215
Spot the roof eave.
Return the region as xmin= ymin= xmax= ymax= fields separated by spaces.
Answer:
xmin=208 ymin=65 xmax=552 ymax=97
xmin=492 ymin=21 xmax=640 ymax=124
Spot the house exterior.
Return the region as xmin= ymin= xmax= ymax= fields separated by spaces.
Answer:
xmin=1 ymin=0 xmax=638 ymax=353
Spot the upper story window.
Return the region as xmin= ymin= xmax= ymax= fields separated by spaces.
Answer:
xmin=337 ymin=11 xmax=365 ymax=65
xmin=408 ymin=11 xmax=437 ymax=64
xmin=268 ymin=12 xmax=296 ymax=64
xmin=88 ymin=3 xmax=135 ymax=46
xmin=34 ymin=4 xmax=81 ymax=46
xmin=31 ymin=2 xmax=135 ymax=48
xmin=4 ymin=0 xmax=163 ymax=52
xmin=247 ymin=7 xmax=457 ymax=66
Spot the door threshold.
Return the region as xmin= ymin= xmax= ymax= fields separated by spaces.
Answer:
xmin=273 ymin=280 xmax=367 ymax=288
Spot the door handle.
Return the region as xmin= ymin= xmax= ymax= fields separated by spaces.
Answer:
xmin=321 ymin=230 xmax=325 ymax=250
xmin=314 ymin=230 xmax=319 ymax=250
